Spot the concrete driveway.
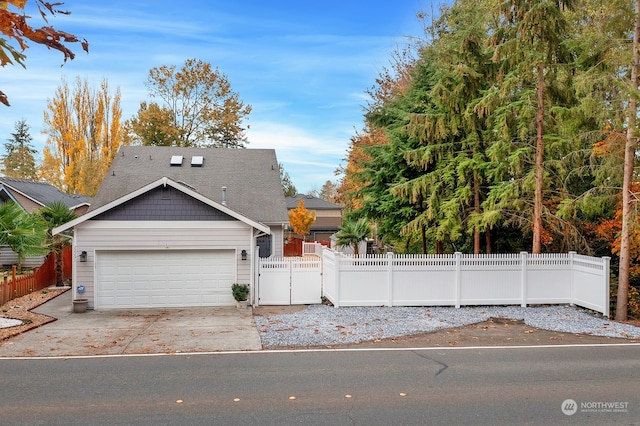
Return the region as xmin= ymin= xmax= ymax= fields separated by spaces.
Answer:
xmin=0 ymin=291 xmax=262 ymax=357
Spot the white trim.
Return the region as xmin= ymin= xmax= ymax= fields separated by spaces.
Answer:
xmin=85 ymin=245 xmax=244 ymax=252
xmin=53 ymin=177 xmax=270 ymax=235
xmin=78 ymin=220 xmax=250 ymax=230
xmin=69 ymin=202 xmax=91 ymax=210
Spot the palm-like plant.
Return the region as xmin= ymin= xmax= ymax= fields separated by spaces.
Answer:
xmin=40 ymin=201 xmax=77 ymax=286
xmin=0 ymin=201 xmax=48 ymax=273
xmin=335 ymin=219 xmax=370 ymax=255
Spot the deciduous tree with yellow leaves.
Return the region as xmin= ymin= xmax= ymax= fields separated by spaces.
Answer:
xmin=288 ymin=199 xmax=316 ymax=240
xmin=40 ymin=76 xmax=123 ymax=196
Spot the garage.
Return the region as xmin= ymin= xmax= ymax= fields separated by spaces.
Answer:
xmin=95 ymin=250 xmax=236 ymax=309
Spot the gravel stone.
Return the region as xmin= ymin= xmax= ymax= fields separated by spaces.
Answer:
xmin=254 ymin=305 xmax=640 ymax=347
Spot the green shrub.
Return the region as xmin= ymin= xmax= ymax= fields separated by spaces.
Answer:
xmin=231 ymin=283 xmax=249 ymax=301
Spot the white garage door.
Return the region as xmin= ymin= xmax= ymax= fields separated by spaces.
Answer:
xmin=96 ymin=250 xmax=236 ymax=309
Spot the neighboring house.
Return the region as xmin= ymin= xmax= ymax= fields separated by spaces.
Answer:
xmin=0 ymin=177 xmax=91 ymax=268
xmin=0 ymin=177 xmax=91 ymax=215
xmin=285 ymin=193 xmax=342 ymax=243
xmin=53 ymin=146 xmax=289 ymax=310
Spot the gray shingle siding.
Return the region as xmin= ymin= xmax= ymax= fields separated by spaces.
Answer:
xmin=93 ymin=186 xmax=235 ymax=221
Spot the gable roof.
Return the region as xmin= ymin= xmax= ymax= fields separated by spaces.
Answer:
xmin=286 ymin=194 xmax=342 ymax=210
xmin=88 ymin=146 xmax=288 ymax=225
xmin=54 ymin=177 xmax=270 ymax=235
xmin=0 ymin=177 xmax=91 ymax=210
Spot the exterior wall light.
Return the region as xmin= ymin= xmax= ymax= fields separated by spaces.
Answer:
xmin=79 ymin=251 xmax=87 ymax=262
xmin=241 ymin=249 xmax=247 ymax=261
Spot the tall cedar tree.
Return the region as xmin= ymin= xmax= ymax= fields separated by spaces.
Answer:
xmin=617 ymin=0 xmax=640 ymax=320
xmin=2 ymin=119 xmax=38 ymax=179
xmin=395 ymin=1 xmax=494 ymax=254
xmin=567 ymin=0 xmax=637 ymax=318
xmin=0 ymin=0 xmax=88 ymax=106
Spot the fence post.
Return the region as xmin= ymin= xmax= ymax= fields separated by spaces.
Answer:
xmin=520 ymin=252 xmax=528 ymax=307
xmin=2 ymin=274 xmax=6 ymax=305
xmin=455 ymin=252 xmax=461 ymax=308
xmin=334 ymin=251 xmax=341 ymax=308
xmin=11 ymin=265 xmax=16 ymax=300
xmin=568 ymin=251 xmax=576 ymax=307
xmin=387 ymin=252 xmax=394 ymax=307
xmin=603 ymin=256 xmax=611 ymax=318
xmin=253 ymin=246 xmax=260 ymax=307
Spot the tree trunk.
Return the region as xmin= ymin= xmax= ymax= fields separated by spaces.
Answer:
xmin=473 ymin=171 xmax=481 ymax=254
xmin=436 ymin=240 xmax=444 ymax=255
xmin=532 ymin=64 xmax=545 ymax=254
xmin=616 ymin=0 xmax=639 ymax=321
xmin=55 ymin=245 xmax=64 ymax=287
xmin=485 ymin=230 xmax=492 ymax=254
xmin=421 ymin=224 xmax=427 ymax=254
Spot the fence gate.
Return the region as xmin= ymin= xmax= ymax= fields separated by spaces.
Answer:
xmin=258 ymin=256 xmax=322 ymax=305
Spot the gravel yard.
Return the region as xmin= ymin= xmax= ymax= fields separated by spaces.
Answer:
xmin=254 ymin=304 xmax=640 ymax=348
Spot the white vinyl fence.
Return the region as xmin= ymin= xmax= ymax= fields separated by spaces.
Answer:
xmin=257 ymin=256 xmax=322 ymax=305
xmin=323 ymin=251 xmax=610 ymax=317
xmin=258 ymin=246 xmax=611 ymax=317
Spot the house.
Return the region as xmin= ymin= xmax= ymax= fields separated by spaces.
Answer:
xmin=0 ymin=177 xmax=91 ymax=215
xmin=53 ymin=146 xmax=289 ymax=310
xmin=284 ymin=194 xmax=342 ymax=255
xmin=0 ymin=177 xmax=91 ymax=268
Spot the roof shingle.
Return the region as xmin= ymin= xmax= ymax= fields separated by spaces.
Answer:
xmin=0 ymin=177 xmax=91 ymax=209
xmin=89 ymin=146 xmax=288 ymax=224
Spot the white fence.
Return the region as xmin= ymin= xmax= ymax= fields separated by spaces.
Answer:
xmin=258 ymin=247 xmax=611 ymax=317
xmin=302 ymin=241 xmax=325 ymax=257
xmin=322 ymin=251 xmax=610 ymax=317
xmin=257 ymin=256 xmax=322 ymax=305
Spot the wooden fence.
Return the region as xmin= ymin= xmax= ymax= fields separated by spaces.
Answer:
xmin=0 ymin=246 xmax=72 ymax=305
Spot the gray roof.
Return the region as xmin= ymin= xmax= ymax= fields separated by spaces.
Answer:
xmin=286 ymin=194 xmax=342 ymax=210
xmin=0 ymin=177 xmax=91 ymax=209
xmin=89 ymin=146 xmax=289 ymax=224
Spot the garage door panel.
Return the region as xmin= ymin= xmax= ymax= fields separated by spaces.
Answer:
xmin=96 ymin=250 xmax=236 ymax=309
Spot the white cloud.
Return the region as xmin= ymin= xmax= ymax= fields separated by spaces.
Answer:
xmin=247 ymin=121 xmax=345 ymax=192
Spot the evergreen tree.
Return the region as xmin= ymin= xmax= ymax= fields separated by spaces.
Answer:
xmin=395 ymin=1 xmax=495 ymax=254
xmin=479 ymin=0 xmax=578 ymax=253
xmin=2 ymin=119 xmax=38 ymax=180
xmin=279 ymin=163 xmax=297 ymax=197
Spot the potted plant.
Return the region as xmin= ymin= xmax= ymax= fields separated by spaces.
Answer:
xmin=232 ymin=283 xmax=250 ymax=309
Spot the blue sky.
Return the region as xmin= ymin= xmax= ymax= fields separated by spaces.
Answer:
xmin=2 ymin=0 xmax=434 ymax=193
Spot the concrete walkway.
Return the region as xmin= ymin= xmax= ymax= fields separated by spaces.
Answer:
xmin=0 ymin=290 xmax=262 ymax=357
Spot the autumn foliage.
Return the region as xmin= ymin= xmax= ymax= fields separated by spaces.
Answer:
xmin=288 ymin=199 xmax=316 ymax=239
xmin=0 ymin=0 xmax=88 ymax=106
xmin=40 ymin=77 xmax=124 ymax=196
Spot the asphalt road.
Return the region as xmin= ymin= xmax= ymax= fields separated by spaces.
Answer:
xmin=1 ymin=345 xmax=639 ymax=425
